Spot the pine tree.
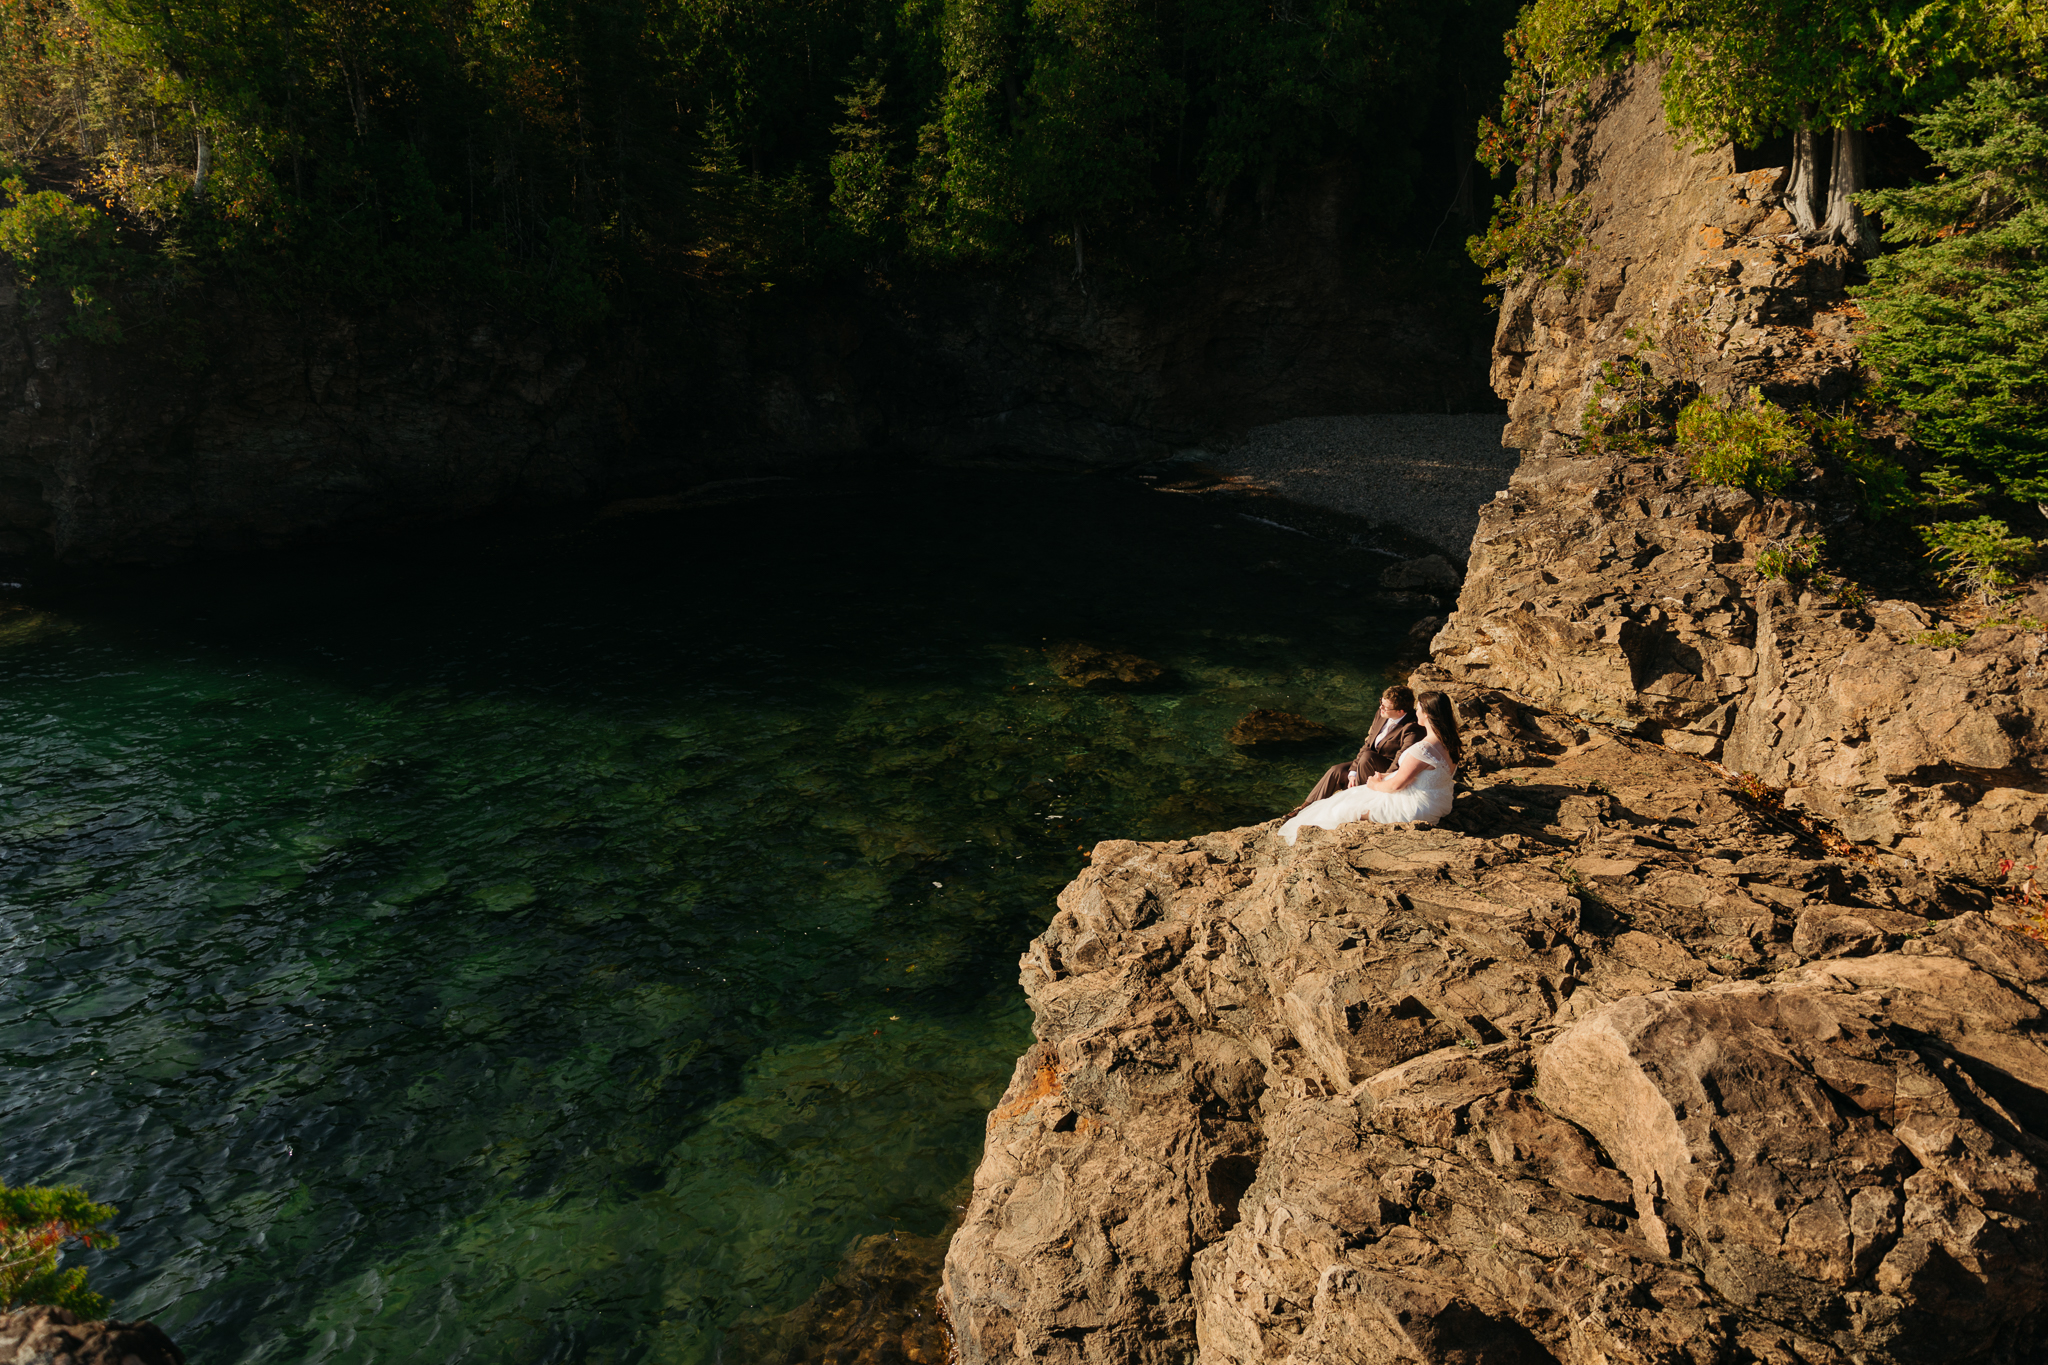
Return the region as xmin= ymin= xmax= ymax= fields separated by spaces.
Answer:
xmin=1856 ymin=75 xmax=2048 ymax=490
xmin=0 ymin=1181 xmax=119 ymax=1317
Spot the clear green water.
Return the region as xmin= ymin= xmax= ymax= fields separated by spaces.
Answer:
xmin=0 ymin=469 xmax=1422 ymax=1364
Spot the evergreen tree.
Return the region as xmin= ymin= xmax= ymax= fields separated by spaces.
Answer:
xmin=1857 ymin=74 xmax=2048 ymax=490
xmin=0 ymin=1181 xmax=119 ymax=1317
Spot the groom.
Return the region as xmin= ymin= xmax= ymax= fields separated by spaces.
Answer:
xmin=1285 ymin=685 xmax=1426 ymax=818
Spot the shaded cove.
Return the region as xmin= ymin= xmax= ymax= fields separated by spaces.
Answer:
xmin=0 ymin=468 xmax=1429 ymax=1364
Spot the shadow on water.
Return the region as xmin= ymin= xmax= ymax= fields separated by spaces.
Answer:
xmin=0 ymin=468 xmax=1428 ymax=1365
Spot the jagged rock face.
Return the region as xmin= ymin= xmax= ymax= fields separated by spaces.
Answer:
xmin=1726 ymin=589 xmax=2048 ymax=873
xmin=1421 ymin=445 xmax=1811 ymax=744
xmin=945 ymin=55 xmax=2048 ymax=1365
xmin=1490 ymin=63 xmax=1861 ymax=450
xmin=941 ymin=694 xmax=2048 ymax=1365
xmin=0 ymin=1307 xmax=184 ymax=1365
xmin=1425 ymin=58 xmax=2046 ymax=877
xmin=0 ymin=163 xmax=1493 ymax=563
xmin=1421 ymin=441 xmax=2048 ymax=872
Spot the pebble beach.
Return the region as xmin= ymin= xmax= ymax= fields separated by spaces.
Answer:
xmin=1203 ymin=413 xmax=1519 ymax=559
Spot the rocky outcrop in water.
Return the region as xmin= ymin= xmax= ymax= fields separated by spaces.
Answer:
xmin=0 ymin=164 xmax=1493 ymax=564
xmin=943 ymin=57 xmax=2048 ymax=1365
xmin=941 ymin=692 xmax=2048 ymax=1365
xmin=0 ymin=1307 xmax=184 ymax=1365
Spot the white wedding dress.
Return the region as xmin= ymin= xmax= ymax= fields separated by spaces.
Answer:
xmin=1278 ymin=739 xmax=1455 ymax=843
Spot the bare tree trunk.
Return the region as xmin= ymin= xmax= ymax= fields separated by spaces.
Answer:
xmin=1072 ymin=219 xmax=1085 ymax=292
xmin=1785 ymin=119 xmax=1823 ymax=235
xmin=1821 ymin=123 xmax=1880 ymax=257
xmin=191 ymin=102 xmax=210 ymax=200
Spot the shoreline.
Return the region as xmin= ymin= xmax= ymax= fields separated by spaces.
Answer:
xmin=1192 ymin=413 xmax=1517 ymax=562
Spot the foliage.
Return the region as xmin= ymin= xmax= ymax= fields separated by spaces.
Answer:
xmin=1467 ymin=192 xmax=1586 ymax=302
xmin=1731 ymin=770 xmax=1781 ymax=806
xmin=1015 ymin=0 xmax=1182 ymax=240
xmin=1640 ymin=0 xmax=2018 ymax=149
xmin=0 ymin=0 xmax=1519 ymax=315
xmin=0 ymin=175 xmax=128 ymax=339
xmin=828 ymin=78 xmax=903 ymax=261
xmin=1465 ymin=0 xmax=1609 ymax=292
xmin=1998 ymin=857 xmax=2044 ymax=944
xmin=1920 ymin=465 xmax=1993 ymax=509
xmin=1920 ymin=514 xmax=2037 ymax=601
xmin=1749 ymin=534 xmax=1870 ymax=604
xmin=1678 ymin=388 xmax=1808 ymax=495
xmin=1474 ymin=0 xmax=1618 ymax=179
xmin=1983 ymin=611 xmax=2048 ymax=631
xmin=1754 ymin=535 xmax=1825 ymax=582
xmin=1576 ymin=332 xmax=1674 ymax=456
xmin=0 ymin=1181 xmax=118 ymax=1316
xmin=1857 ymin=76 xmax=2048 ymax=491
xmin=2007 ymin=474 xmax=2048 ymax=509
xmin=1489 ymin=0 xmax=2039 ymax=154
xmin=1798 ymin=407 xmax=1913 ymax=518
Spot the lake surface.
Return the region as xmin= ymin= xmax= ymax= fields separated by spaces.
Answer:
xmin=0 ymin=468 xmax=1427 ymax=1364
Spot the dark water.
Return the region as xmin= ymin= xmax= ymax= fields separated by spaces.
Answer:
xmin=0 ymin=469 xmax=1424 ymax=1364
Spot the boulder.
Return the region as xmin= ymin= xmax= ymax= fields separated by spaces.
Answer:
xmin=0 ymin=1308 xmax=183 ymax=1365
xmin=1226 ymin=709 xmax=1349 ymax=748
xmin=1048 ymin=642 xmax=1169 ymax=690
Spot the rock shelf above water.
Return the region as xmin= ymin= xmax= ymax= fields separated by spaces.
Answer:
xmin=941 ymin=691 xmax=2048 ymax=1365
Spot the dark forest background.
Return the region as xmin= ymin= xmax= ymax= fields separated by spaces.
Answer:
xmin=0 ymin=0 xmax=1521 ymax=324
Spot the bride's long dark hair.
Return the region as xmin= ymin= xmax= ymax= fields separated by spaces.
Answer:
xmin=1415 ymin=690 xmax=1463 ymax=763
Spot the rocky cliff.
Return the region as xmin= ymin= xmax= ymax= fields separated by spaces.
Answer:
xmin=0 ymin=1307 xmax=183 ymax=1365
xmin=941 ymin=61 xmax=2048 ymax=1365
xmin=1419 ymin=62 xmax=2045 ymax=879
xmin=941 ymin=696 xmax=2047 ymax=1365
xmin=0 ymin=164 xmax=1493 ymax=563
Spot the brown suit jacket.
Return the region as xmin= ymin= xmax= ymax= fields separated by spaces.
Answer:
xmin=1352 ymin=715 xmax=1427 ymax=780
xmin=1287 ymin=715 xmax=1426 ymax=817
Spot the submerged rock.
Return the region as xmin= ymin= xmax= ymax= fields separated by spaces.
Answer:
xmin=1226 ymin=709 xmax=1348 ymax=749
xmin=1048 ymin=642 xmax=1169 ymax=690
xmin=942 ymin=690 xmax=2048 ymax=1365
xmin=1378 ymin=554 xmax=1460 ymax=594
xmin=724 ymin=1227 xmax=951 ymax=1365
xmin=0 ymin=1308 xmax=184 ymax=1365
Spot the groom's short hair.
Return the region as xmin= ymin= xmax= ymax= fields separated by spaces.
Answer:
xmin=1382 ymin=685 xmax=1415 ymax=712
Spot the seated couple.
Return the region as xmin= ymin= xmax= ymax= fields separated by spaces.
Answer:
xmin=1279 ymin=686 xmax=1462 ymax=845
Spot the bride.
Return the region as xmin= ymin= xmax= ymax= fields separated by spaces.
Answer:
xmin=1279 ymin=690 xmax=1461 ymax=843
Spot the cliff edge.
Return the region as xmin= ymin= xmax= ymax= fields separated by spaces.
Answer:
xmin=942 ymin=699 xmax=2046 ymax=1365
xmin=941 ymin=62 xmax=2048 ymax=1365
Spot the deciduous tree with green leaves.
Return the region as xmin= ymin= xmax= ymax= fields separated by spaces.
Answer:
xmin=1483 ymin=0 xmax=2030 ymax=258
